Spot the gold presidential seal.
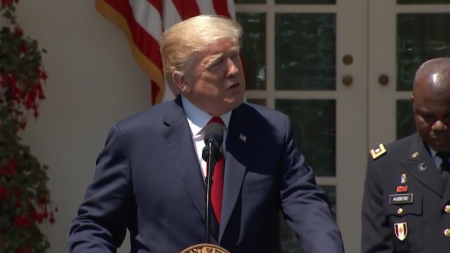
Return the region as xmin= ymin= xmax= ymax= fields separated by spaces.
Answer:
xmin=180 ymin=243 xmax=230 ymax=253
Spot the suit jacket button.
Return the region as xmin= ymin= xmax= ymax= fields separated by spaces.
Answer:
xmin=397 ymin=208 xmax=403 ymax=214
xmin=444 ymin=229 xmax=450 ymax=237
xmin=445 ymin=205 xmax=450 ymax=213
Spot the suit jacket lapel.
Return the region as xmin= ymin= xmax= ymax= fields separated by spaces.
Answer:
xmin=401 ymin=133 xmax=445 ymax=197
xmin=219 ymin=105 xmax=249 ymax=241
xmin=161 ymin=96 xmax=219 ymax=239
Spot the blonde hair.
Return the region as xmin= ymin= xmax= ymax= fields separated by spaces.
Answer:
xmin=159 ymin=14 xmax=243 ymax=94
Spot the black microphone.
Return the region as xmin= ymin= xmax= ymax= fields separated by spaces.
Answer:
xmin=202 ymin=122 xmax=223 ymax=243
xmin=202 ymin=123 xmax=223 ymax=163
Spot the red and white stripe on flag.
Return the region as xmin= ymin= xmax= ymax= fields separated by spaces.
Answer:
xmin=95 ymin=0 xmax=238 ymax=105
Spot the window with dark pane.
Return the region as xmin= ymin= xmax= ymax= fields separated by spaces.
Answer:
xmin=275 ymin=13 xmax=336 ymax=91
xmin=246 ymin=98 xmax=267 ymax=106
xmin=275 ymin=99 xmax=336 ymax=176
xmin=276 ymin=0 xmax=335 ymax=4
xmin=236 ymin=13 xmax=266 ymax=90
xmin=396 ymin=100 xmax=416 ymax=140
xmin=398 ymin=0 xmax=450 ymax=4
xmin=397 ymin=14 xmax=450 ymax=91
xmin=279 ymin=185 xmax=336 ymax=253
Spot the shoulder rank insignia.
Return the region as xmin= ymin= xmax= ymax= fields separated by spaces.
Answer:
xmin=370 ymin=143 xmax=387 ymax=160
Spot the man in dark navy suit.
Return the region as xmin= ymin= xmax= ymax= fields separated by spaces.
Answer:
xmin=68 ymin=14 xmax=345 ymax=253
xmin=361 ymin=58 xmax=450 ymax=252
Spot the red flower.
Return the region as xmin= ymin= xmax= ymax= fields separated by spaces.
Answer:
xmin=24 ymin=91 xmax=36 ymax=109
xmin=13 ymin=187 xmax=22 ymax=196
xmin=33 ymin=66 xmax=41 ymax=75
xmin=6 ymin=159 xmax=17 ymax=175
xmin=33 ymin=210 xmax=45 ymax=224
xmin=40 ymin=71 xmax=48 ymax=81
xmin=36 ymin=83 xmax=46 ymax=100
xmin=9 ymin=73 xmax=16 ymax=86
xmin=37 ymin=195 xmax=47 ymax=205
xmin=0 ymin=185 xmax=9 ymax=199
xmin=19 ymin=121 xmax=27 ymax=129
xmin=0 ymin=74 xmax=7 ymax=87
xmin=21 ymin=43 xmax=27 ymax=54
xmin=14 ymin=26 xmax=23 ymax=37
xmin=14 ymin=215 xmax=31 ymax=227
xmin=1 ymin=0 xmax=13 ymax=8
xmin=49 ymin=212 xmax=55 ymax=224
xmin=16 ymin=245 xmax=31 ymax=253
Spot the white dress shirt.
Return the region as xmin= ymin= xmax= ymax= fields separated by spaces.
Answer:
xmin=181 ymin=96 xmax=232 ymax=178
xmin=428 ymin=146 xmax=449 ymax=169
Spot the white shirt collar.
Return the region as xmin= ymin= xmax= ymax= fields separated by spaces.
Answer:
xmin=429 ymin=145 xmax=437 ymax=157
xmin=427 ymin=144 xmax=448 ymax=158
xmin=181 ymin=96 xmax=232 ymax=136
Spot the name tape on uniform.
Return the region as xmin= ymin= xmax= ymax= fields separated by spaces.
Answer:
xmin=389 ymin=193 xmax=413 ymax=204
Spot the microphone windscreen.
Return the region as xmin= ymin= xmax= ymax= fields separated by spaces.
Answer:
xmin=204 ymin=123 xmax=223 ymax=145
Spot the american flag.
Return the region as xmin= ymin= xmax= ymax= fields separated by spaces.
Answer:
xmin=95 ymin=0 xmax=238 ymax=105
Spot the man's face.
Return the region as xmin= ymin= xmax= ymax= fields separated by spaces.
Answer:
xmin=413 ymin=81 xmax=450 ymax=152
xmin=180 ymin=38 xmax=245 ymax=116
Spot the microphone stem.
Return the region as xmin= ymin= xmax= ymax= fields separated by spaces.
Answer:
xmin=205 ymin=141 xmax=216 ymax=243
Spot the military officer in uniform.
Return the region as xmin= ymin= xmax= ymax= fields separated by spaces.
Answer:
xmin=361 ymin=57 xmax=450 ymax=252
